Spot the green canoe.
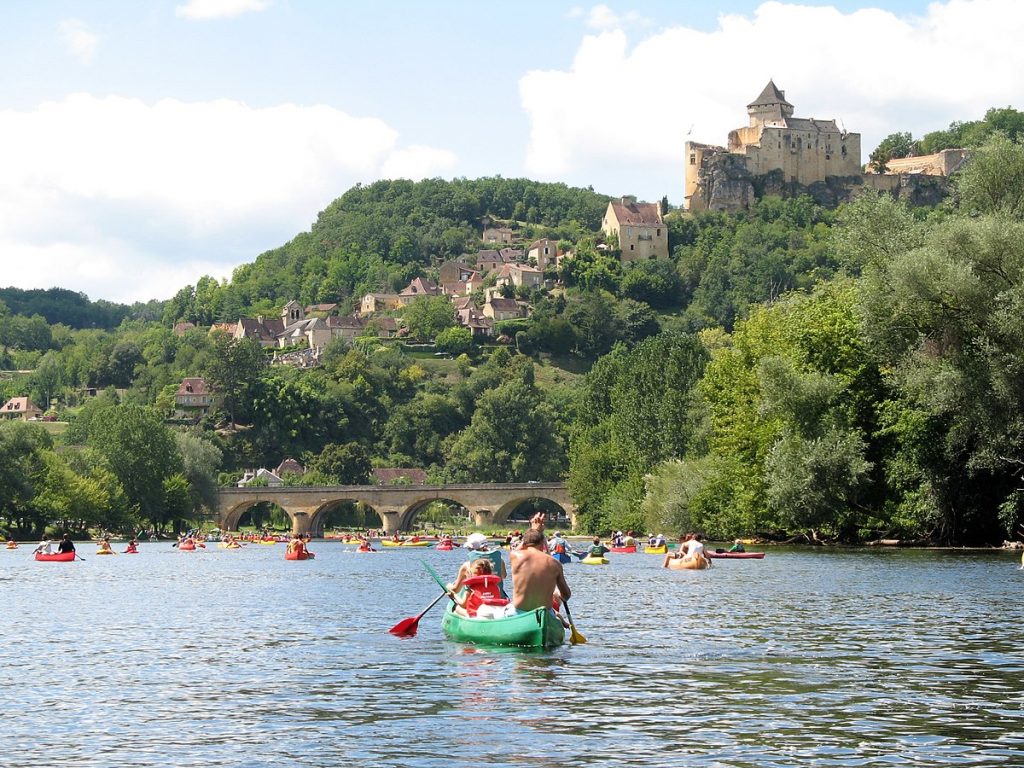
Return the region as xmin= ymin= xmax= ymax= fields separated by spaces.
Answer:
xmin=440 ymin=603 xmax=565 ymax=648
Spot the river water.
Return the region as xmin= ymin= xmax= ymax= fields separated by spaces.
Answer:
xmin=2 ymin=543 xmax=1022 ymax=767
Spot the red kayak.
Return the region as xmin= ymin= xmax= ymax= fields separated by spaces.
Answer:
xmin=610 ymin=546 xmax=637 ymax=554
xmin=708 ymin=551 xmax=765 ymax=559
xmin=35 ymin=551 xmax=76 ymax=562
xmin=435 ymin=542 xmax=454 ymax=551
xmin=284 ymin=550 xmax=315 ymax=561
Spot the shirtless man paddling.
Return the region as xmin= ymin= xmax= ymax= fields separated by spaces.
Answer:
xmin=509 ymin=529 xmax=571 ymax=612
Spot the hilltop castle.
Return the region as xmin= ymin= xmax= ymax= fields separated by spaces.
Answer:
xmin=685 ymin=81 xmax=965 ymax=212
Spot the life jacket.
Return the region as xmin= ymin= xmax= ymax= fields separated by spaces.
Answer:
xmin=461 ymin=575 xmax=510 ymax=616
xmin=553 ymin=542 xmax=565 ymax=554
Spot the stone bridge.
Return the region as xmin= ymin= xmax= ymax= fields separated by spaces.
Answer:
xmin=214 ymin=482 xmax=575 ymax=536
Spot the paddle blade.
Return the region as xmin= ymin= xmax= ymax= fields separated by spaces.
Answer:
xmin=569 ymin=623 xmax=587 ymax=645
xmin=388 ymin=616 xmax=420 ymax=637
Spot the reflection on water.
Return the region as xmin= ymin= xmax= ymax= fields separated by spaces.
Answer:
xmin=3 ymin=544 xmax=1023 ymax=767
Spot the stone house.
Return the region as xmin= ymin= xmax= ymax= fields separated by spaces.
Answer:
xmin=483 ymin=295 xmax=523 ymax=322
xmin=526 ymin=239 xmax=560 ymax=271
xmin=482 ymin=225 xmax=515 ymax=245
xmin=494 ymin=262 xmax=543 ymax=290
xmin=360 ymin=293 xmax=401 ymax=315
xmin=372 ymin=467 xmax=427 ymax=485
xmin=454 ymin=297 xmax=494 ymax=338
xmin=398 ymin=277 xmax=441 ymax=306
xmin=474 ymin=250 xmax=503 ymax=273
xmin=237 ymin=468 xmax=283 ymax=487
xmin=276 ymin=457 xmax=306 ymax=477
xmin=0 ymin=396 xmax=43 ymax=421
xmin=499 ymin=247 xmax=524 ymax=263
xmin=173 ymin=377 xmax=219 ymax=419
xmin=602 ymin=195 xmax=668 ymax=262
xmin=438 ymin=259 xmax=478 ymax=286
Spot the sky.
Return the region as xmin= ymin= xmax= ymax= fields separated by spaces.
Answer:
xmin=2 ymin=0 xmax=1023 ymax=305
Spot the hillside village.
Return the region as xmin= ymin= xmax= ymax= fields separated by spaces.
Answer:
xmin=0 ymin=81 xmax=975 ymax=427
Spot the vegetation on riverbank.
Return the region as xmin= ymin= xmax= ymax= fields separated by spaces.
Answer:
xmin=3 ymin=127 xmax=1024 ymax=546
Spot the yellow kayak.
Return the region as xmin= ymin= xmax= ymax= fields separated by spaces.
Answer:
xmin=95 ymin=549 xmax=116 ymax=555
xmin=581 ymin=555 xmax=609 ymax=565
xmin=380 ymin=539 xmax=432 ymax=547
xmin=667 ymin=555 xmax=711 ymax=570
xmin=644 ymin=545 xmax=667 ymax=554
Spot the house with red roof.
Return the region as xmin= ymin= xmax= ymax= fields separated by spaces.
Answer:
xmin=0 ymin=396 xmax=42 ymax=421
xmin=602 ymin=195 xmax=668 ymax=262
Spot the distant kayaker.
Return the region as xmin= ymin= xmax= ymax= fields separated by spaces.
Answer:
xmin=664 ymin=533 xmax=711 ymax=568
xmin=33 ymin=538 xmax=54 ymax=555
xmin=728 ymin=539 xmax=746 ymax=553
xmin=548 ymin=531 xmax=571 ymax=557
xmin=586 ymin=537 xmax=610 ymax=559
xmin=97 ymin=537 xmax=114 ymax=554
xmin=57 ymin=533 xmax=76 ymax=554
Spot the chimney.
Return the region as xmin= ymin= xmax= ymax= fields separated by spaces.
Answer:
xmin=622 ymin=195 xmax=637 ymax=205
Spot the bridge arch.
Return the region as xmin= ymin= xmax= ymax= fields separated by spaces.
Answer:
xmin=308 ymin=498 xmax=385 ymax=536
xmin=397 ymin=496 xmax=472 ymax=532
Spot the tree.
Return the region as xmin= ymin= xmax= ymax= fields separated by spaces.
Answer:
xmin=868 ymin=132 xmax=918 ymax=173
xmin=435 ymin=326 xmax=473 ymax=356
xmin=953 ymin=133 xmax=1024 ymax=218
xmin=402 ymin=296 xmax=456 ymax=341
xmin=308 ymin=442 xmax=372 ymax=485
xmin=444 ymin=378 xmax=565 ymax=483
xmin=86 ymin=404 xmax=183 ymax=530
xmin=205 ymin=335 xmax=264 ymax=426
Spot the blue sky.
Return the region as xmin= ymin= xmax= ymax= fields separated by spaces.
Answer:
xmin=1 ymin=0 xmax=1020 ymax=304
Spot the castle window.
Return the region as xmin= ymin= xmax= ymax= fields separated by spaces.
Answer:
xmin=656 ymin=228 xmax=661 ymax=237
xmin=630 ymin=244 xmax=634 ymax=251
xmin=690 ymin=154 xmax=696 ymax=165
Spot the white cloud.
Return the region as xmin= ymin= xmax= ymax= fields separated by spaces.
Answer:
xmin=0 ymin=95 xmax=456 ymax=303
xmin=175 ymin=0 xmax=270 ymax=21
xmin=520 ymin=0 xmax=1024 ymax=199
xmin=58 ymin=19 xmax=98 ymax=64
xmin=584 ymin=4 xmax=650 ymax=30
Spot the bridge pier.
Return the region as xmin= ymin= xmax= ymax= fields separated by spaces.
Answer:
xmin=379 ymin=510 xmax=403 ymax=535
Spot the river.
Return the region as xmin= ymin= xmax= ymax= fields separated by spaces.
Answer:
xmin=2 ymin=542 xmax=1022 ymax=767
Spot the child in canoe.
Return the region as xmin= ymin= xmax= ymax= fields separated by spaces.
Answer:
xmin=448 ymin=559 xmax=510 ymax=619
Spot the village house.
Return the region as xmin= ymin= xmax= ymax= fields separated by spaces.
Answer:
xmin=438 ymin=260 xmax=478 ymax=286
xmin=494 ymin=262 xmax=543 ymax=290
xmin=237 ymin=468 xmax=284 ymax=487
xmin=276 ymin=457 xmax=306 ymax=477
xmin=453 ymin=296 xmax=494 ymax=338
xmin=398 ymin=277 xmax=441 ymax=306
xmin=474 ymin=250 xmax=503 ymax=273
xmin=483 ymin=294 xmax=523 ymax=322
xmin=601 ymin=195 xmax=669 ymax=262
xmin=482 ymin=225 xmax=515 ymax=245
xmin=372 ymin=467 xmax=428 ymax=485
xmin=304 ymin=303 xmax=338 ymax=316
xmin=360 ymin=293 xmax=401 ymax=316
xmin=499 ymin=247 xmax=524 ymax=263
xmin=526 ymin=239 xmax=560 ymax=271
xmin=173 ymin=377 xmax=219 ymax=419
xmin=0 ymin=396 xmax=43 ymax=421
xmin=172 ymin=322 xmax=195 ymax=336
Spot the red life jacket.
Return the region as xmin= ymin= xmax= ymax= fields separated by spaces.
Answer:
xmin=461 ymin=575 xmax=510 ymax=616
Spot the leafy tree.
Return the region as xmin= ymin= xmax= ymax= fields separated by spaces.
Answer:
xmin=869 ymin=132 xmax=918 ymax=173
xmin=308 ymin=442 xmax=372 ymax=484
xmin=402 ymin=296 xmax=456 ymax=341
xmin=444 ymin=378 xmax=565 ymax=483
xmin=435 ymin=326 xmax=473 ymax=356
xmin=953 ymin=133 xmax=1024 ymax=218
xmin=86 ymin=404 xmax=183 ymax=531
xmin=205 ymin=334 xmax=264 ymax=426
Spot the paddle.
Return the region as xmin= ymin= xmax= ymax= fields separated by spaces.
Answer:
xmin=389 ymin=590 xmax=449 ymax=637
xmin=562 ymin=599 xmax=586 ymax=644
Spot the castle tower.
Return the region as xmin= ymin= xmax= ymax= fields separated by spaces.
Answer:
xmin=746 ymin=79 xmax=794 ymax=126
xmin=282 ymin=300 xmax=304 ymax=325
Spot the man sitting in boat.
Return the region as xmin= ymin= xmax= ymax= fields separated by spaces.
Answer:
xmin=449 ymin=559 xmax=510 ymax=619
xmin=97 ymin=537 xmax=114 ymax=554
xmin=728 ymin=539 xmax=746 ymax=553
xmin=57 ymin=533 xmax=76 ymax=554
xmin=663 ymin=533 xmax=712 ymax=568
xmin=586 ymin=537 xmax=610 ymax=559
xmin=506 ymin=529 xmax=572 ymax=618
xmin=548 ymin=531 xmax=572 ymax=558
